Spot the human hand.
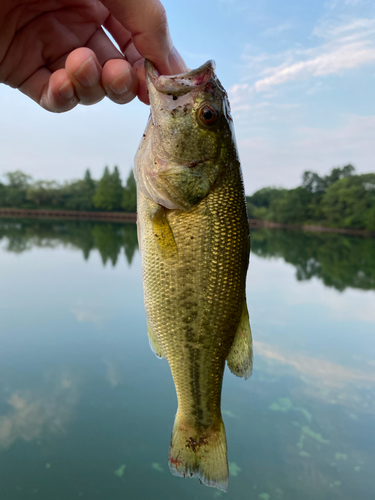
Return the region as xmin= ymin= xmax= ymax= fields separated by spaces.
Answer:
xmin=0 ymin=0 xmax=186 ymax=112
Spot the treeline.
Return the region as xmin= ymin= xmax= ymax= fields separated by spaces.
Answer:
xmin=246 ymin=165 xmax=375 ymax=231
xmin=0 ymin=167 xmax=137 ymax=212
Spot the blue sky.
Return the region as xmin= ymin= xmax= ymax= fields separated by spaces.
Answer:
xmin=1 ymin=0 xmax=375 ymax=194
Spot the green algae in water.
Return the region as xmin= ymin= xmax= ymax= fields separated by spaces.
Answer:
xmin=114 ymin=464 xmax=126 ymax=478
xmin=269 ymin=397 xmax=293 ymax=412
xmin=301 ymin=426 xmax=329 ymax=444
xmin=335 ymin=453 xmax=347 ymax=460
xmin=152 ymin=463 xmax=163 ymax=473
xmin=299 ymin=450 xmax=310 ymax=457
xmin=222 ymin=409 xmax=238 ymax=419
xmin=229 ymin=462 xmax=241 ymax=477
xmin=269 ymin=397 xmax=312 ymax=422
xmin=329 ymin=481 xmax=342 ymax=487
xmin=259 ymin=493 xmax=270 ymax=500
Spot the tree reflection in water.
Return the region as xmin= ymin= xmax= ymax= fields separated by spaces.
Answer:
xmin=250 ymin=229 xmax=375 ymax=292
xmin=0 ymin=218 xmax=138 ymax=266
xmin=0 ymin=219 xmax=374 ymax=291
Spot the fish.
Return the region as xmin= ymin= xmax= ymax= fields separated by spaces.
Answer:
xmin=134 ymin=60 xmax=252 ymax=491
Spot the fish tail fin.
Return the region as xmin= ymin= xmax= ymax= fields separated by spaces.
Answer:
xmin=168 ymin=413 xmax=228 ymax=491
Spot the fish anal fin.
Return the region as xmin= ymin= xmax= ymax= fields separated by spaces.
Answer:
xmin=168 ymin=414 xmax=228 ymax=491
xmin=147 ymin=323 xmax=164 ymax=359
xmin=226 ymin=299 xmax=253 ymax=380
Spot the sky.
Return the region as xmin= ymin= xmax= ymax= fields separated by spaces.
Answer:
xmin=1 ymin=0 xmax=375 ymax=194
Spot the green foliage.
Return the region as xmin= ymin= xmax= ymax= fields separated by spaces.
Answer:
xmin=247 ymin=164 xmax=374 ymax=230
xmin=268 ymin=187 xmax=313 ymax=224
xmin=321 ymin=173 xmax=375 ymax=231
xmin=93 ymin=166 xmax=123 ymax=211
xmin=0 ymin=168 xmax=138 ymax=213
xmin=5 ymin=170 xmax=32 ymax=189
xmin=26 ymin=180 xmax=64 ymax=208
xmin=62 ymin=169 xmax=97 ymax=211
xmin=121 ymin=169 xmax=137 ymax=212
xmin=246 ymin=187 xmax=285 ymax=219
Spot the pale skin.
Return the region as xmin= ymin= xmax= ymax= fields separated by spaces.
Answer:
xmin=0 ymin=0 xmax=186 ymax=112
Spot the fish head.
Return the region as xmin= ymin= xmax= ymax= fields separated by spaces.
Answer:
xmin=135 ymin=60 xmax=238 ymax=210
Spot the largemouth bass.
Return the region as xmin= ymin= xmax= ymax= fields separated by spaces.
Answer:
xmin=135 ymin=60 xmax=252 ymax=491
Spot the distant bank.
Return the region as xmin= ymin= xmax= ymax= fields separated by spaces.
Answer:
xmin=1 ymin=208 xmax=373 ymax=238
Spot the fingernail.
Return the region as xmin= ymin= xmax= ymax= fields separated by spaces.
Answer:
xmin=168 ymin=47 xmax=187 ymax=74
xmin=108 ymin=70 xmax=130 ymax=95
xmin=58 ymin=80 xmax=74 ymax=100
xmin=74 ymin=56 xmax=100 ymax=88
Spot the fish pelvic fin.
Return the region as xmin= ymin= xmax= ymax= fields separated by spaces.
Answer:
xmin=226 ymin=299 xmax=253 ymax=380
xmin=147 ymin=323 xmax=164 ymax=359
xmin=168 ymin=414 xmax=228 ymax=491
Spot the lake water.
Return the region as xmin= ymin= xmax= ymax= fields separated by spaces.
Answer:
xmin=0 ymin=218 xmax=374 ymax=500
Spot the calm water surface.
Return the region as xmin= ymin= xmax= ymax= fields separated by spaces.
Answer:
xmin=0 ymin=219 xmax=374 ymax=500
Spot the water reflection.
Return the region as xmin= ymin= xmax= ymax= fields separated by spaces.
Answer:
xmin=251 ymin=229 xmax=375 ymax=291
xmin=0 ymin=218 xmax=138 ymax=266
xmin=0 ymin=220 xmax=374 ymax=499
xmin=1 ymin=219 xmax=375 ymax=293
xmin=0 ymin=366 xmax=79 ymax=450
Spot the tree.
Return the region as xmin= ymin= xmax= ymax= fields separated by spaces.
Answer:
xmin=63 ymin=169 xmax=97 ymax=211
xmin=121 ymin=169 xmax=137 ymax=212
xmin=321 ymin=173 xmax=375 ymax=230
xmin=302 ymin=171 xmax=325 ymax=194
xmin=268 ymin=187 xmax=313 ymax=224
xmin=4 ymin=170 xmax=32 ymax=189
xmin=92 ymin=166 xmax=123 ymax=211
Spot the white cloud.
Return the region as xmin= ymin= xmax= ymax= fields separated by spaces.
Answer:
xmin=230 ymin=17 xmax=375 ymax=99
xmin=255 ymin=340 xmax=375 ymax=387
xmin=253 ymin=40 xmax=375 ymax=92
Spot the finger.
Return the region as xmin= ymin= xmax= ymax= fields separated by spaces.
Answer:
xmin=65 ymin=48 xmax=106 ymax=106
xmin=85 ymin=25 xmax=124 ymax=66
xmin=103 ymin=14 xmax=143 ymax=67
xmin=134 ymin=58 xmax=148 ymax=105
xmin=18 ymin=67 xmax=79 ymax=113
xmin=102 ymin=58 xmax=138 ymax=104
xmin=102 ymin=0 xmax=187 ymax=75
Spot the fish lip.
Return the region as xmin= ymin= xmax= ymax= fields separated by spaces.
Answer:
xmin=145 ymin=60 xmax=216 ymax=96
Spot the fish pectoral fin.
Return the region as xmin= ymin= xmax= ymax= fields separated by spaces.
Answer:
xmin=147 ymin=323 xmax=164 ymax=359
xmin=226 ymin=299 xmax=253 ymax=380
xmin=150 ymin=205 xmax=178 ymax=259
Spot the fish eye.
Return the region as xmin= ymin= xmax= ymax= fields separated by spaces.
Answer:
xmin=198 ymin=104 xmax=219 ymax=127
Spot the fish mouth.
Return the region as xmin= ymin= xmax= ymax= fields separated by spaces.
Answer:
xmin=145 ymin=60 xmax=216 ymax=96
xmin=150 ymin=156 xmax=215 ymax=174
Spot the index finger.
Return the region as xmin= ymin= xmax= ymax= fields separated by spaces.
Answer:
xmin=101 ymin=0 xmax=186 ymax=75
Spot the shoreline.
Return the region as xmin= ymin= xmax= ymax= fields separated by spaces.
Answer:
xmin=0 ymin=208 xmax=374 ymax=237
xmin=0 ymin=208 xmax=137 ymax=222
xmin=248 ymin=218 xmax=375 ymax=237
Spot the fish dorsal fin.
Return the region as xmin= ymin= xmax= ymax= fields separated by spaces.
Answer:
xmin=226 ymin=299 xmax=253 ymax=380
